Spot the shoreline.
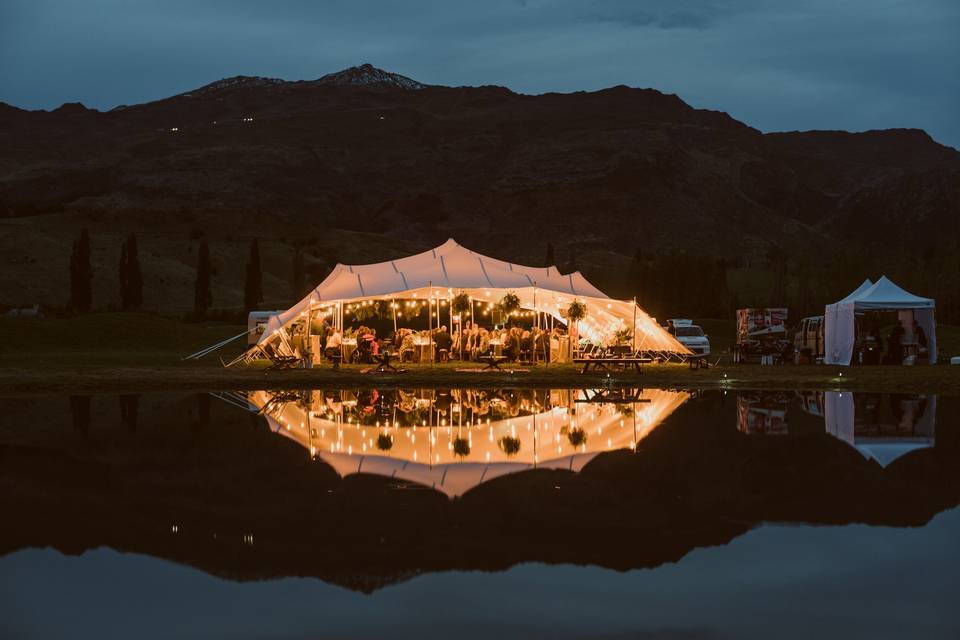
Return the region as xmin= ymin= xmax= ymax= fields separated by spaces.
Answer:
xmin=2 ymin=362 xmax=959 ymax=395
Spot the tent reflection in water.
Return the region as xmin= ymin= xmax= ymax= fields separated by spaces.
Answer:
xmin=229 ymin=238 xmax=688 ymax=365
xmin=245 ymin=388 xmax=690 ymax=497
xmin=824 ymin=276 xmax=937 ymax=366
xmin=824 ymin=391 xmax=935 ymax=467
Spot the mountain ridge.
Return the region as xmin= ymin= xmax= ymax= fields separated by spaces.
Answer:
xmin=0 ymin=64 xmax=957 ymax=315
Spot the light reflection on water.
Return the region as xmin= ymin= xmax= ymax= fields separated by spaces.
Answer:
xmin=0 ymin=387 xmax=956 ymax=638
xmin=234 ymin=388 xmax=690 ymax=497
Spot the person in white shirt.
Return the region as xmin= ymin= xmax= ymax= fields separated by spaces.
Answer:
xmin=324 ymin=329 xmax=342 ymax=359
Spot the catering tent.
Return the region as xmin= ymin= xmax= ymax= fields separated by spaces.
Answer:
xmin=234 ymin=238 xmax=688 ymax=364
xmin=246 ymin=388 xmax=690 ymax=497
xmin=824 ymin=276 xmax=936 ymax=365
xmin=824 ymin=391 xmax=935 ymax=467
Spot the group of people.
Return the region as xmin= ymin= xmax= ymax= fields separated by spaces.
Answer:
xmin=862 ymin=319 xmax=928 ymax=365
xmin=395 ymin=322 xmax=566 ymax=363
xmin=313 ymin=319 xmax=569 ymax=364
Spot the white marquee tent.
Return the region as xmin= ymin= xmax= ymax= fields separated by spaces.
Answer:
xmin=237 ymin=239 xmax=688 ymax=363
xmin=824 ymin=276 xmax=937 ymax=366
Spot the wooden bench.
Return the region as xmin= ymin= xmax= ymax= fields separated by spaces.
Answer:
xmin=574 ymin=357 xmax=652 ymax=374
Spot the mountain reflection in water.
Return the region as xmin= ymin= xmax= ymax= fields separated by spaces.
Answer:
xmin=0 ymin=387 xmax=956 ymax=594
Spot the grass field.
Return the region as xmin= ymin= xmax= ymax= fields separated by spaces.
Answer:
xmin=0 ymin=313 xmax=958 ymax=395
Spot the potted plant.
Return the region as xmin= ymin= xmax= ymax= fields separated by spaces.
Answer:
xmin=567 ymin=428 xmax=588 ymax=448
xmin=451 ymin=292 xmax=471 ymax=358
xmin=498 ymin=436 xmax=521 ymax=456
xmin=614 ymin=326 xmax=633 ymax=345
xmin=452 ymin=436 xmax=471 ymax=458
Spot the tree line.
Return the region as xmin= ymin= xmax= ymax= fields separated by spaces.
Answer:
xmin=66 ymin=230 xmax=314 ymax=319
xmin=63 ymin=230 xmax=960 ymax=326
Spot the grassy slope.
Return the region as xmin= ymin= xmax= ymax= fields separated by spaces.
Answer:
xmin=0 ymin=313 xmax=246 ymax=366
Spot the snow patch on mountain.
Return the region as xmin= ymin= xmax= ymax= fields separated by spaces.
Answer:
xmin=314 ymin=64 xmax=426 ymax=90
xmin=185 ymin=76 xmax=286 ymax=97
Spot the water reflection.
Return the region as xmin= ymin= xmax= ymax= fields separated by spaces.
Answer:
xmin=738 ymin=390 xmax=936 ymax=467
xmin=0 ymin=387 xmax=956 ymax=595
xmin=229 ymin=388 xmax=690 ymax=497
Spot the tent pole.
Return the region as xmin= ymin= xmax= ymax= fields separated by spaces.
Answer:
xmin=428 ymin=281 xmax=435 ymax=365
xmin=305 ymin=301 xmax=312 ymax=367
xmin=392 ymin=298 xmax=397 ymax=334
xmin=632 ymin=297 xmax=637 ymax=353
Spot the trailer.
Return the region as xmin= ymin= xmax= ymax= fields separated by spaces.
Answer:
xmin=734 ymin=307 xmax=790 ymax=364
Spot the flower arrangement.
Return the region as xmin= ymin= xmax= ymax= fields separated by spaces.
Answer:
xmin=499 ymin=291 xmax=521 ymax=315
xmin=567 ymin=428 xmax=588 ymax=447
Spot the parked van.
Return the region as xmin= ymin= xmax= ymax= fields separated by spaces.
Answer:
xmin=794 ymin=315 xmax=824 ymax=364
xmin=247 ymin=311 xmax=282 ymax=345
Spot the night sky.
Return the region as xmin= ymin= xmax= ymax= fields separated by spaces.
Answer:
xmin=2 ymin=0 xmax=958 ymax=147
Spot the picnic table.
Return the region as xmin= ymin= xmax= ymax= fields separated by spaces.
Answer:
xmin=479 ymin=354 xmax=509 ymax=370
xmin=574 ymin=357 xmax=652 ymax=374
xmin=687 ymin=354 xmax=712 ymax=370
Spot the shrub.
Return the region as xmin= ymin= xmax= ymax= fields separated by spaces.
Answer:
xmin=498 ymin=436 xmax=521 ymax=456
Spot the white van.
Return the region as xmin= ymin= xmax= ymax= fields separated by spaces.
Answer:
xmin=666 ymin=319 xmax=711 ymax=355
xmin=247 ymin=311 xmax=282 ymax=345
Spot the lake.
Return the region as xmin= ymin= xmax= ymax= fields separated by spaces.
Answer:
xmin=1 ymin=387 xmax=957 ymax=639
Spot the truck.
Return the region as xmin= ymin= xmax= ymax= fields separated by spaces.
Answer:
xmin=734 ymin=308 xmax=790 ymax=363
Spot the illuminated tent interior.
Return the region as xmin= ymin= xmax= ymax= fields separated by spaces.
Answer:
xmin=232 ymin=239 xmax=688 ymax=364
xmin=244 ymin=388 xmax=691 ymax=497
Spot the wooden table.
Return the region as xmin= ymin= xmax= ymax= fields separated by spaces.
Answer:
xmin=574 ymin=357 xmax=651 ymax=374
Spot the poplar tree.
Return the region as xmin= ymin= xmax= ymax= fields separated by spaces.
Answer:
xmin=69 ymin=228 xmax=93 ymax=313
xmin=244 ymin=238 xmax=263 ymax=311
xmin=119 ymin=233 xmax=143 ymax=310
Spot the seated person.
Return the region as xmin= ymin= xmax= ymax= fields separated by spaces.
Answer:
xmin=324 ymin=329 xmax=342 ymax=359
xmin=399 ymin=330 xmax=416 ymax=362
xmin=434 ymin=325 xmax=453 ymax=356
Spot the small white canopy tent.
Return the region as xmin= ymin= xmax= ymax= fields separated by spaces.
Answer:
xmin=242 ymin=239 xmax=688 ymax=362
xmin=824 ymin=276 xmax=936 ymax=366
